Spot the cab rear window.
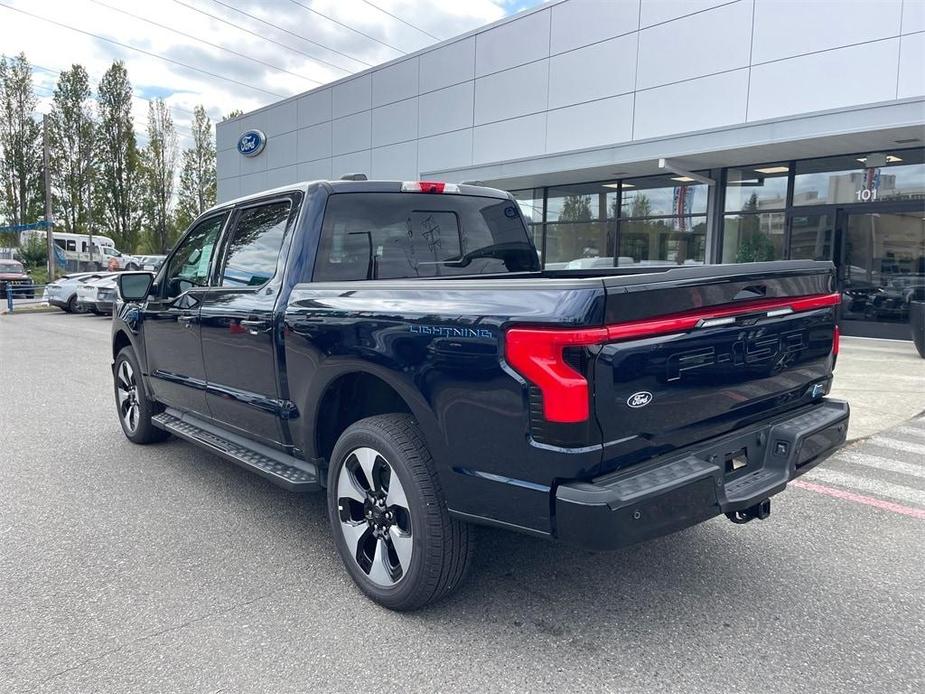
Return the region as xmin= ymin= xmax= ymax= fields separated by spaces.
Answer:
xmin=312 ymin=193 xmax=539 ymax=281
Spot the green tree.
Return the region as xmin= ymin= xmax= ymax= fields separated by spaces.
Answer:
xmin=175 ymin=105 xmax=216 ymax=231
xmin=140 ymin=98 xmax=177 ymax=252
xmin=0 ymin=53 xmax=43 ymax=226
xmin=97 ymin=61 xmax=141 ymax=251
xmin=49 ymin=64 xmax=96 ymax=235
xmin=558 ymin=194 xmax=592 ymax=222
xmin=222 ymin=109 xmax=244 ymax=121
xmin=735 ymin=193 xmax=776 ymax=262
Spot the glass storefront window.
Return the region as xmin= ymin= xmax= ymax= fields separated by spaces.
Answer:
xmin=546 ymin=182 xmax=617 ymax=222
xmin=793 ymin=149 xmax=925 ymax=206
xmin=618 ymin=217 xmax=707 ymax=266
xmin=544 ymin=220 xmax=614 ymax=269
xmin=620 ymin=176 xmax=708 ymax=218
xmin=722 ymin=213 xmax=786 ymax=263
xmin=724 ymin=164 xmax=788 ymax=212
xmin=510 ymin=188 xmax=544 ymax=260
xmin=789 ymin=213 xmax=834 ymax=261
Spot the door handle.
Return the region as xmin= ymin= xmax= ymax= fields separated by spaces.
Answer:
xmin=177 ymin=314 xmax=196 ymax=327
xmin=240 ymin=319 xmax=271 ymax=334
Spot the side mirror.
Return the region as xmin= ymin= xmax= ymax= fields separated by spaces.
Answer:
xmin=117 ymin=272 xmax=154 ymax=301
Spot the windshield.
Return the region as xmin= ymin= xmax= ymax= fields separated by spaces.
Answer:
xmin=0 ymin=261 xmax=25 ymax=273
xmin=313 ymin=193 xmax=539 ymax=281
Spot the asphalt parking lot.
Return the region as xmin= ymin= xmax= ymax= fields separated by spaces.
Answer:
xmin=1 ymin=312 xmax=923 ymax=693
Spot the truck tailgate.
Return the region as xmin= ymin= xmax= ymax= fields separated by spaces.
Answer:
xmin=594 ymin=261 xmax=839 ymax=469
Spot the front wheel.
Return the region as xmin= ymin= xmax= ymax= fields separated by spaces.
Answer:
xmin=114 ymin=347 xmax=169 ymax=444
xmin=327 ymin=414 xmax=473 ymax=611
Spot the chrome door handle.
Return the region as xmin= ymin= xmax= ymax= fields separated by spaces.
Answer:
xmin=240 ymin=319 xmax=271 ymax=334
xmin=177 ymin=314 xmax=196 ymax=326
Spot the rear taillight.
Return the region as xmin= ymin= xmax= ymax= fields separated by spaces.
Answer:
xmin=505 ymin=327 xmax=606 ymax=423
xmin=401 ymin=180 xmax=459 ymax=193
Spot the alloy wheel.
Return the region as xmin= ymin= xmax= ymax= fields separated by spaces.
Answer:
xmin=336 ymin=447 xmax=413 ymax=587
xmin=116 ymin=360 xmax=140 ymax=433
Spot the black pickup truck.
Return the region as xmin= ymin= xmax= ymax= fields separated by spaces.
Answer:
xmin=112 ymin=179 xmax=849 ymax=610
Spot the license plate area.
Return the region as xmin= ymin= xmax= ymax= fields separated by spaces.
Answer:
xmin=725 ymin=447 xmax=749 ymax=474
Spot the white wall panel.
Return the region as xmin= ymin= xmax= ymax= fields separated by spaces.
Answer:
xmin=903 ymin=0 xmax=925 ymax=33
xmin=752 ymin=0 xmax=903 ymax=64
xmin=266 ymin=130 xmax=298 ymax=170
xmin=898 ymin=32 xmax=925 ymax=99
xmin=297 ymin=122 xmax=333 ymax=162
xmin=297 ymin=158 xmax=333 ymax=181
xmin=333 ymin=150 xmax=371 ymax=179
xmin=637 ymin=1 xmax=752 ymax=89
xmin=372 ymin=98 xmax=418 ymax=147
xmin=748 ymin=39 xmax=901 ymax=121
xmin=475 ymin=9 xmax=550 ymax=76
xmin=548 ymin=34 xmax=637 ymax=109
xmin=418 ymin=130 xmax=473 ymax=172
xmin=635 ymin=69 xmax=749 ymax=139
xmin=640 ymin=0 xmax=731 ymax=28
xmin=216 ymin=147 xmax=240 ymax=179
xmin=472 ymin=113 xmax=546 ymax=164
xmin=240 ymin=145 xmax=267 ymax=175
xmin=371 ymin=141 xmax=419 ymax=180
xmin=418 ymin=82 xmax=474 ymax=137
xmin=332 ymin=111 xmax=372 ymax=155
xmin=216 ymin=122 xmax=238 ymax=152
xmin=550 ymin=0 xmax=639 ymax=54
xmin=333 ymin=75 xmax=371 ymax=118
xmin=217 ymin=176 xmax=240 ymax=202
xmin=474 ymin=60 xmax=549 ymax=125
xmin=546 ymin=94 xmax=634 ymax=152
xmin=297 ymin=88 xmax=332 ymax=127
xmin=419 ymin=37 xmax=475 ymax=93
xmin=239 ymin=171 xmax=268 ymax=197
xmin=262 ymin=100 xmax=298 ymax=137
xmin=265 ymin=164 xmax=299 ymax=189
xmin=372 ymin=58 xmax=420 ymax=107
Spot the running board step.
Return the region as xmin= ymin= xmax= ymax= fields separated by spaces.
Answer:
xmin=152 ymin=411 xmax=320 ymax=492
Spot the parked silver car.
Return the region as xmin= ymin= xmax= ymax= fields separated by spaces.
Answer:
xmin=75 ymin=274 xmax=118 ymax=314
xmin=44 ymin=272 xmax=108 ymax=312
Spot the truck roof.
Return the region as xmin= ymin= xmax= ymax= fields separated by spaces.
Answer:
xmin=208 ymin=179 xmax=514 ymax=215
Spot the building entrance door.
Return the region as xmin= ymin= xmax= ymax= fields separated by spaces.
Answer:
xmin=837 ymin=207 xmax=925 ymax=340
xmin=787 ymin=203 xmax=925 ymax=340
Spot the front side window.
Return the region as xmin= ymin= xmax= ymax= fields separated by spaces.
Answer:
xmin=163 ymin=214 xmax=227 ymax=298
xmin=312 ymin=193 xmax=537 ymax=281
xmin=219 ymin=201 xmax=292 ymax=287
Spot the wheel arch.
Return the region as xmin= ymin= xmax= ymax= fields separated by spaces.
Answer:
xmin=305 ymin=367 xmax=445 ymax=473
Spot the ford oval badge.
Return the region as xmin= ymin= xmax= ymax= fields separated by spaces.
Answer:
xmin=237 ymin=129 xmax=266 ymax=157
xmin=626 ymin=391 xmax=653 ymax=408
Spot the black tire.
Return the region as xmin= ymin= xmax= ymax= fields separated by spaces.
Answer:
xmin=327 ymin=414 xmax=473 ymax=611
xmin=126 ymin=263 xmax=138 ymax=271
xmin=114 ymin=346 xmax=169 ymax=444
xmin=64 ymin=295 xmax=76 ymax=313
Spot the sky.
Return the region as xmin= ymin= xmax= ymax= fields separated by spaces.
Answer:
xmin=0 ymin=0 xmax=539 ymax=148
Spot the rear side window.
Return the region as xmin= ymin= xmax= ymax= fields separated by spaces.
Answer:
xmin=219 ymin=200 xmax=292 ymax=287
xmin=312 ymin=193 xmax=539 ymax=281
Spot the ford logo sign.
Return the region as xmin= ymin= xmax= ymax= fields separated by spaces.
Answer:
xmin=626 ymin=391 xmax=653 ymax=408
xmin=237 ymin=129 xmax=266 ymax=157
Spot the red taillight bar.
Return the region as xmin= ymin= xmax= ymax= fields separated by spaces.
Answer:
xmin=505 ymin=292 xmax=841 ymax=423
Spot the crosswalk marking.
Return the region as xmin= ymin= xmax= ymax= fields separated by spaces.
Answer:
xmin=866 ymin=436 xmax=925 ymax=456
xmin=840 ymin=451 xmax=925 ymax=478
xmin=892 ymin=425 xmax=925 ymax=440
xmin=807 ymin=468 xmax=925 ymax=507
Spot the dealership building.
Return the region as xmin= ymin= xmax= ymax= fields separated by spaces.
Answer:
xmin=216 ymin=0 xmax=925 ymax=340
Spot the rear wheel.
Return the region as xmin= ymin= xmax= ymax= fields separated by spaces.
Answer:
xmin=327 ymin=414 xmax=473 ymax=611
xmin=114 ymin=347 xmax=168 ymax=444
xmin=64 ymin=295 xmax=77 ymax=313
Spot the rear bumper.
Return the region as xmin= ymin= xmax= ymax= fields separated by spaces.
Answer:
xmin=555 ymin=399 xmax=849 ymax=551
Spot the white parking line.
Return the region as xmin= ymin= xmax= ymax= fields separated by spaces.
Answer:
xmin=808 ymin=468 xmax=925 ymax=507
xmin=840 ymin=451 xmax=925 ymax=478
xmin=892 ymin=425 xmax=925 ymax=440
xmin=867 ymin=436 xmax=925 ymax=456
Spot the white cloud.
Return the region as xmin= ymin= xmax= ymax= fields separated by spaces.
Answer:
xmin=1 ymin=0 xmax=525 ymax=147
